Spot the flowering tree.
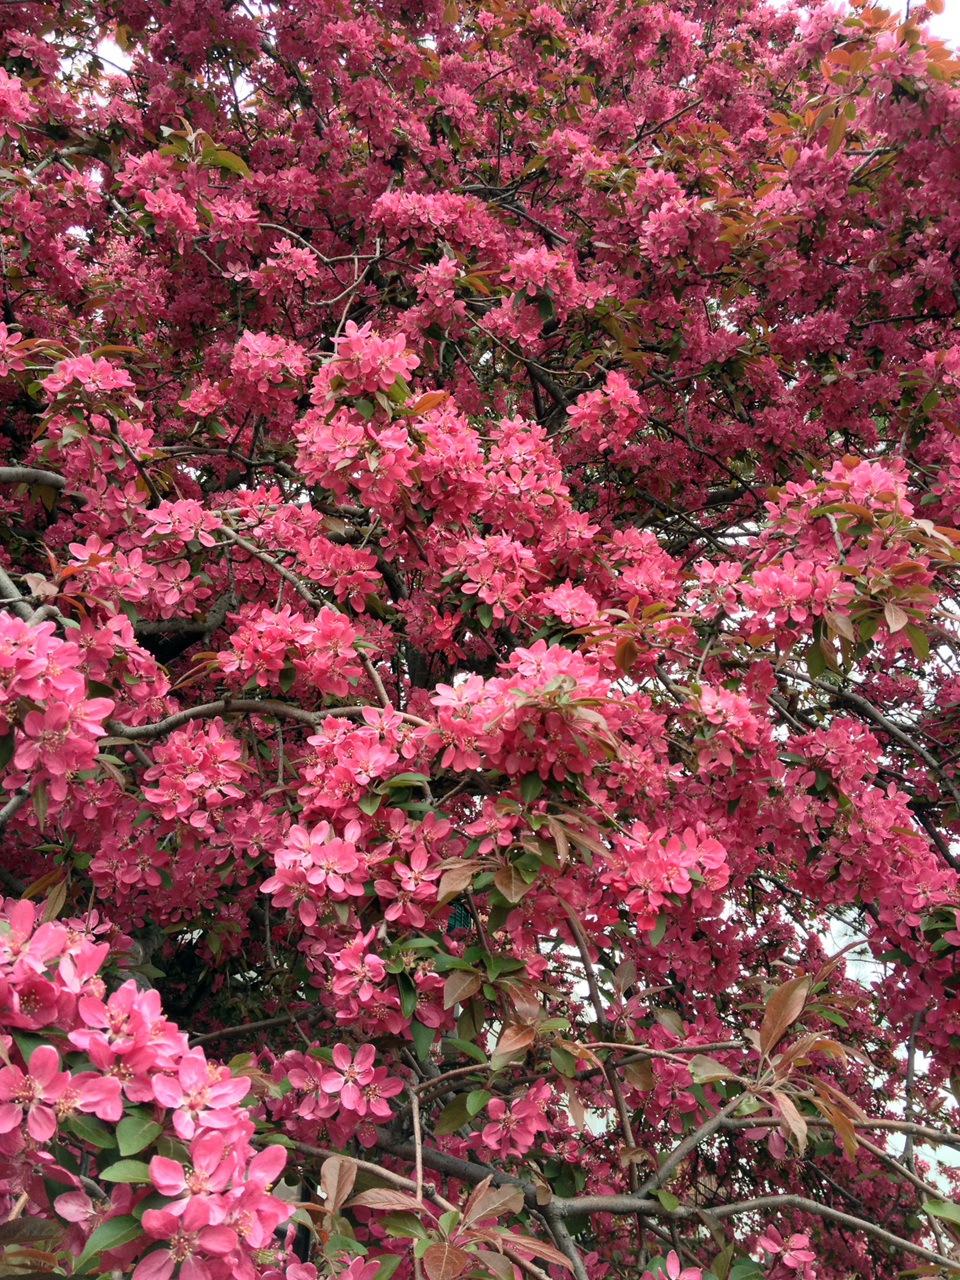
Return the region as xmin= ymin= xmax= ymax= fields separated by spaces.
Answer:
xmin=3 ymin=0 xmax=960 ymax=1277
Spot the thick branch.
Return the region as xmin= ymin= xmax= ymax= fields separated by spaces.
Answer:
xmin=134 ymin=592 xmax=234 ymax=638
xmin=0 ymin=788 xmax=29 ymax=836
xmin=0 ymin=570 xmax=34 ymax=623
xmin=636 ymin=1095 xmax=745 ymax=1197
xmin=0 ymin=466 xmax=66 ymax=489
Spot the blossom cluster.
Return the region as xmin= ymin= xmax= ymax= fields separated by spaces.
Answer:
xmin=0 ymin=897 xmax=292 ymax=1280
xmin=0 ymin=613 xmax=114 ymax=805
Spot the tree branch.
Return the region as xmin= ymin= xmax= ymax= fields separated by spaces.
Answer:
xmin=0 ymin=466 xmax=67 ymax=489
xmin=0 ymin=788 xmax=30 ymax=835
xmin=108 ymin=698 xmax=429 ymax=740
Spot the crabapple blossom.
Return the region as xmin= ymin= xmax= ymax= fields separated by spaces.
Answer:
xmin=1 ymin=0 xmax=960 ymax=1277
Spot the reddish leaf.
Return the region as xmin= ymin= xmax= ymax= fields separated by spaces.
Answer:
xmin=613 ymin=636 xmax=639 ymax=674
xmin=319 ymin=1156 xmax=356 ymax=1214
xmin=422 ymin=1243 xmax=470 ymax=1280
xmin=884 ymin=601 xmax=909 ymax=633
xmin=825 ymin=113 xmax=846 ymax=158
xmin=437 ymin=861 xmax=480 ymax=904
xmin=495 ymin=1023 xmax=536 ymax=1056
xmin=411 ymin=391 xmax=448 ymax=415
xmin=652 ymin=1008 xmax=684 ymax=1037
xmin=493 ymin=865 xmax=529 ymax=904
xmin=505 ymin=982 xmax=540 ymax=1019
xmin=825 ymin=610 xmax=855 ymax=641
xmin=564 ymin=1081 xmax=585 ymax=1130
xmin=463 ymin=1180 xmax=525 ymax=1226
xmin=759 ymin=977 xmax=810 ymax=1056
xmin=347 ymin=1189 xmax=422 ymax=1212
xmin=544 ymin=816 xmax=570 ymax=867
xmin=504 ymin=1235 xmax=574 ymax=1270
xmin=473 ymin=1249 xmax=515 ymax=1280
xmin=443 ymin=969 xmax=482 ymax=1009
xmin=771 ymin=1089 xmax=808 ymax=1152
xmin=623 ymin=1059 xmax=655 ymax=1091
xmin=687 ymin=1054 xmax=734 ymax=1084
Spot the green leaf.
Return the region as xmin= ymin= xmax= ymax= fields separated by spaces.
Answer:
xmin=387 ymin=373 xmax=410 ymax=404
xmin=375 ymin=1255 xmax=403 ymax=1280
xmin=117 ymin=1115 xmax=163 ymax=1157
xmin=11 ymin=1031 xmax=47 ymax=1062
xmin=440 ymin=1038 xmax=487 ymax=1064
xmin=923 ymin=1199 xmax=960 ymax=1224
xmin=67 ymin=1113 xmax=116 ymax=1149
xmin=410 ymin=1017 xmax=435 ymax=1060
xmin=687 ymin=1054 xmax=734 ymax=1084
xmin=647 ymin=914 xmax=667 ymax=947
xmin=654 ymin=1189 xmax=680 ymax=1212
xmin=200 ymin=147 xmax=252 ymax=177
xmin=156 ymin=1135 xmax=190 ymax=1163
xmin=325 ymin=1233 xmax=368 ymax=1258
xmin=380 ymin=1212 xmax=427 ymax=1241
xmin=476 ymin=603 xmax=494 ymax=628
xmin=278 ymin=665 xmax=296 ymax=694
xmin=99 ymin=1159 xmax=153 ymax=1183
xmin=806 ymin=642 xmax=826 ymax=679
xmin=921 ymin=388 xmax=940 ymax=413
xmin=434 ymin=1094 xmax=472 ymax=1135
xmin=728 ymin=1263 xmax=763 ymax=1280
xmin=0 ymin=731 xmax=13 ymax=769
xmin=551 ymin=1045 xmax=577 ymax=1077
xmin=903 ymin=623 xmax=929 ymax=661
xmin=397 ymin=972 xmax=418 ymax=1020
xmin=384 ymin=772 xmax=430 ymax=786
xmin=466 ymin=1089 xmax=491 ymax=1117
xmin=358 ymin=790 xmax=383 ymax=816
xmin=519 ymin=773 xmax=542 ymax=804
xmin=131 ymin=1189 xmax=172 ymax=1221
xmin=816 ymin=1007 xmax=848 ymax=1028
xmin=72 ymin=1213 xmax=143 ymax=1271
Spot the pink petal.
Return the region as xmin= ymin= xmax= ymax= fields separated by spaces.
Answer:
xmin=331 ymin=1044 xmax=352 ymax=1070
xmin=151 ymin=1076 xmax=183 ymax=1107
xmin=132 ymin=1249 xmax=176 ymax=1280
xmin=197 ymin=1225 xmax=238 ymax=1255
xmin=182 ymin=1198 xmax=213 ymax=1232
xmin=354 ymin=1044 xmax=375 ymax=1073
xmin=180 ymin=1259 xmax=212 ymax=1280
xmin=54 ymin=1190 xmax=94 ymax=1223
xmin=149 ymin=1156 xmax=187 ymax=1196
xmin=177 ymin=1051 xmax=207 ymax=1090
xmin=247 ymin=1144 xmax=286 ymax=1186
xmin=27 ymin=1103 xmax=57 ymax=1141
xmin=0 ymin=1103 xmax=22 ymax=1133
xmin=191 ymin=1130 xmax=224 ymax=1173
xmin=28 ymin=1044 xmax=61 ymax=1087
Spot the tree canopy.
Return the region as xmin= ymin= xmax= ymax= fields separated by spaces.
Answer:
xmin=2 ymin=0 xmax=960 ymax=1277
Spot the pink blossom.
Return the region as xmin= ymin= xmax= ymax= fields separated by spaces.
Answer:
xmin=0 ymin=1045 xmax=69 ymax=1140
xmin=135 ymin=1197 xmax=238 ymax=1280
xmin=320 ymin=1043 xmax=376 ymax=1110
xmin=41 ymin=355 xmax=134 ymax=398
xmin=151 ymin=1049 xmax=250 ymax=1140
